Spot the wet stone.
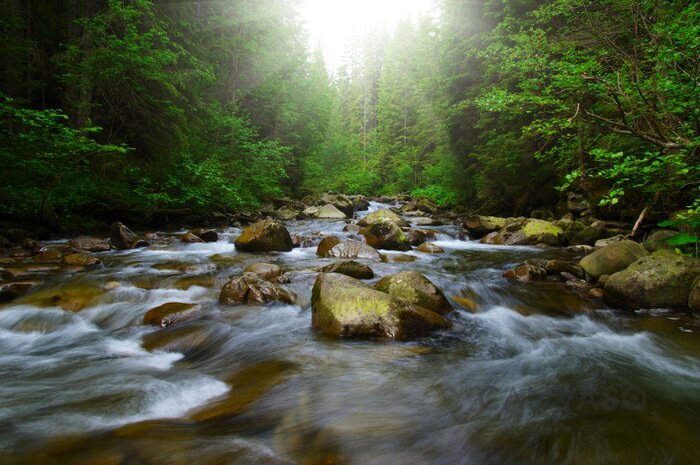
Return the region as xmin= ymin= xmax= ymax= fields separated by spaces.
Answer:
xmin=143 ymin=302 xmax=202 ymax=327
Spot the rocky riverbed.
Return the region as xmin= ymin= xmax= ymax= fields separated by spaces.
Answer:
xmin=1 ymin=200 xmax=699 ymax=465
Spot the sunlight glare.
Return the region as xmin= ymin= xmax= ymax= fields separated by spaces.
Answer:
xmin=299 ymin=0 xmax=435 ymax=71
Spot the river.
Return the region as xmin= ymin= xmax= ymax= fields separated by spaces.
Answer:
xmin=1 ymin=202 xmax=699 ymax=465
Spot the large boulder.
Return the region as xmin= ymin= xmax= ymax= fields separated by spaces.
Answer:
xmin=316 ymin=204 xmax=347 ymax=219
xmin=68 ymin=237 xmax=111 ymax=252
xmin=483 ymin=219 xmax=564 ymax=246
xmin=374 ymin=271 xmax=452 ymax=315
xmin=110 ymin=222 xmax=148 ymax=249
xmin=570 ymin=220 xmax=609 ymax=246
xmin=360 ymin=219 xmax=410 ymax=251
xmin=317 ymin=260 xmax=374 ymax=279
xmin=301 ymin=206 xmax=321 ymax=218
xmin=325 ymin=239 xmax=382 ymax=260
xmin=219 ymin=273 xmax=295 ymax=305
xmin=579 ymin=240 xmax=648 ymax=280
xmin=520 ymin=219 xmax=565 ymax=246
xmin=603 ymin=251 xmax=700 ymax=309
xmin=411 ymin=217 xmax=443 ymax=227
xmin=357 ymin=208 xmax=409 ymax=228
xmin=311 ymin=273 xmax=450 ymax=340
xmin=234 ymin=220 xmax=293 ymax=252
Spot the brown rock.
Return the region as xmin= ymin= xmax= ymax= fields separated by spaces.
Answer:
xmin=326 ymin=239 xmax=382 ymax=260
xmin=416 ymin=242 xmax=444 ymax=254
xmin=143 ymin=302 xmax=202 ymax=327
xmin=68 ymin=237 xmax=111 ymax=252
xmin=360 ymin=219 xmax=410 ymax=251
xmin=317 ymin=260 xmax=374 ymax=279
xmin=110 ymin=222 xmax=148 ymax=249
xmin=181 ymin=232 xmax=205 ymax=243
xmin=32 ymin=249 xmax=64 ymax=262
xmin=234 ymin=220 xmax=293 ymax=252
xmin=244 ymin=263 xmax=282 ymax=280
xmin=63 ymin=253 xmax=101 ymax=267
xmin=381 ymin=253 xmax=417 ymax=263
xmin=0 ymin=282 xmax=37 ymax=302
xmin=219 ymin=273 xmax=295 ymax=305
xmin=190 ymin=229 xmax=218 ymax=242
xmin=375 ymin=270 xmax=453 ymax=315
xmin=503 ymin=264 xmax=547 ymax=282
xmin=316 ymin=236 xmax=341 ymax=257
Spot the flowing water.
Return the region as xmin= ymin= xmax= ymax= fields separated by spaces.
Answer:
xmin=1 ymin=203 xmax=699 ymax=465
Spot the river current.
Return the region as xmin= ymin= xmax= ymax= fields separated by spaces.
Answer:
xmin=1 ymin=202 xmax=699 ymax=465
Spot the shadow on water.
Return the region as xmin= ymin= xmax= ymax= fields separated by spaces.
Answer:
xmin=1 ymin=204 xmax=699 ymax=464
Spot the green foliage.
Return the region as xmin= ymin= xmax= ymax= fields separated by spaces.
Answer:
xmin=658 ymin=196 xmax=700 ymax=258
xmin=0 ymin=94 xmax=129 ymax=220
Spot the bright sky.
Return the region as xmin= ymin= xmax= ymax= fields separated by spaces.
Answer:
xmin=299 ymin=0 xmax=436 ymax=72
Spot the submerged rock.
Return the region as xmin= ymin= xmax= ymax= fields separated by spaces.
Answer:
xmin=0 ymin=282 xmax=37 ymax=302
xmin=143 ymin=302 xmax=202 ymax=327
xmin=219 ymin=273 xmax=295 ymax=305
xmin=63 ymin=253 xmax=101 ymax=267
xmin=603 ymin=251 xmax=700 ymax=310
xmin=317 ymin=260 xmax=374 ymax=279
xmin=311 ymin=273 xmax=450 ymax=340
xmin=234 ymin=220 xmax=293 ymax=252
xmin=374 ymin=270 xmax=452 ymax=315
xmin=381 ymin=253 xmax=417 ymax=263
xmin=360 ymin=219 xmax=410 ymax=251
xmin=110 ymin=222 xmax=148 ymax=249
xmin=416 ymin=242 xmax=444 ymax=254
xmin=579 ymin=240 xmax=648 ymax=280
xmin=357 ymin=208 xmax=409 ymax=228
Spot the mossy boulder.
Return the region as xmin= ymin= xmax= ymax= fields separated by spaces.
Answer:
xmin=521 ymin=219 xmax=565 ymax=246
xmin=604 ymin=251 xmax=700 ymax=309
xmin=360 ymin=219 xmax=410 ymax=251
xmin=219 ymin=273 xmax=295 ymax=305
xmin=317 ymin=260 xmax=374 ymax=279
xmin=357 ymin=208 xmax=409 ymax=228
xmin=374 ymin=270 xmax=452 ymax=315
xmin=579 ymin=240 xmax=648 ymax=280
xmin=311 ymin=273 xmax=450 ymax=340
xmin=234 ymin=220 xmax=293 ymax=252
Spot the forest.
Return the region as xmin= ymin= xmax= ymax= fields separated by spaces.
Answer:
xmin=0 ymin=0 xmax=698 ymax=230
